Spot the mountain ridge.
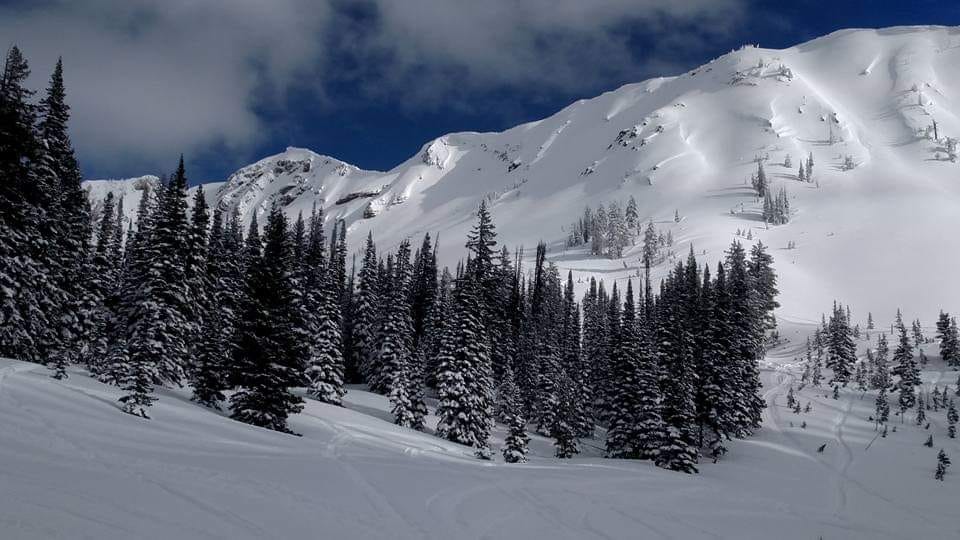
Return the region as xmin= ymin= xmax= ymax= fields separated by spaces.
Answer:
xmin=86 ymin=25 xmax=960 ymax=323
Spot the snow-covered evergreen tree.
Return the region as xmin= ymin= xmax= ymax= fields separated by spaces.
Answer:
xmin=229 ymin=207 xmax=305 ymax=434
xmin=935 ymin=449 xmax=950 ymax=481
xmin=502 ymin=410 xmax=529 ymax=463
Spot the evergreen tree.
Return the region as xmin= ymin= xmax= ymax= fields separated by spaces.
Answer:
xmin=303 ymin=205 xmax=346 ymax=405
xmin=655 ymin=261 xmax=699 ymax=474
xmin=606 ymin=280 xmax=662 ymax=459
xmin=875 ymin=387 xmax=890 ymax=427
xmin=625 ymin=195 xmax=639 ymax=233
xmin=892 ymin=318 xmax=920 ymax=411
xmin=229 ymin=207 xmax=305 ymax=434
xmin=826 ymin=302 xmax=856 ymax=385
xmin=870 ymin=333 xmax=891 ymax=390
xmin=435 ymin=274 xmax=493 ymax=451
xmin=38 ymin=58 xmax=92 ymax=375
xmin=725 ymin=240 xmax=766 ymax=435
xmin=935 ymin=449 xmax=950 ymax=481
xmin=748 ymin=241 xmax=779 ymax=331
xmin=190 ymin=206 xmax=236 ymax=409
xmin=502 ymin=410 xmax=530 ymax=463
xmin=353 ymin=233 xmax=381 ymax=385
xmin=139 ymin=158 xmax=193 ymax=386
xmin=947 ymin=399 xmax=957 ymax=439
xmin=0 ymin=46 xmax=56 ymax=364
xmin=551 ymin=371 xmax=580 ymax=458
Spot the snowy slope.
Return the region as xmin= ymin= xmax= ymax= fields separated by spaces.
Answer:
xmin=86 ymin=26 xmax=960 ymax=325
xmin=3 ymin=331 xmax=959 ymax=539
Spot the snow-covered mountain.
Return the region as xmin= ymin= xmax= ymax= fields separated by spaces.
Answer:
xmin=87 ymin=26 xmax=960 ymax=324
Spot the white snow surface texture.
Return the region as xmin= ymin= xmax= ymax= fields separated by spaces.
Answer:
xmin=32 ymin=25 xmax=958 ymax=539
xmin=87 ymin=26 xmax=960 ymax=324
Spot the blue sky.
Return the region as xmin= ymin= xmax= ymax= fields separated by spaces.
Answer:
xmin=3 ymin=0 xmax=959 ymax=183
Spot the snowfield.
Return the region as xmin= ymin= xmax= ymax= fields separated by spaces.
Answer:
xmin=87 ymin=26 xmax=960 ymax=324
xmin=49 ymin=25 xmax=960 ymax=539
xmin=2 ymin=324 xmax=959 ymax=540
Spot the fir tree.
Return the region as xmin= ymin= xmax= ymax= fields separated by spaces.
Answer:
xmin=435 ymin=272 xmax=493 ymax=451
xmin=353 ymin=233 xmax=381 ymax=385
xmin=875 ymin=387 xmax=890 ymax=427
xmin=303 ymin=205 xmax=346 ymax=405
xmin=502 ymin=410 xmax=530 ymax=463
xmin=935 ymin=449 xmax=950 ymax=481
xmin=826 ymin=302 xmax=856 ymax=385
xmin=605 ymin=280 xmax=662 ymax=459
xmin=947 ymin=399 xmax=957 ymax=439
xmin=229 ymin=207 xmax=305 ymax=434
xmin=551 ymin=371 xmax=580 ymax=458
xmin=892 ymin=318 xmax=920 ymax=410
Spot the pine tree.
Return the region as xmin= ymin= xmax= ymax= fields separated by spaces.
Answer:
xmin=0 ymin=46 xmax=56 ymax=364
xmin=494 ymin=364 xmax=520 ymax=423
xmin=875 ymin=387 xmax=890 ymax=426
xmin=551 ymin=371 xmax=580 ymax=458
xmin=947 ymin=399 xmax=957 ymax=439
xmin=916 ymin=394 xmax=927 ymax=425
xmin=935 ymin=449 xmax=950 ymax=481
xmin=748 ymin=241 xmax=779 ymax=331
xmin=655 ymin=261 xmax=699 ymax=474
xmin=606 ymin=280 xmax=661 ymax=459
xmin=137 ymin=158 xmax=193 ymax=386
xmin=353 ymin=233 xmax=381 ymax=386
xmin=38 ymin=58 xmax=91 ymax=375
xmin=752 ymin=160 xmax=768 ymax=197
xmin=725 ymin=240 xmax=766 ymax=435
xmin=870 ymin=333 xmax=891 ymax=390
xmin=229 ymin=206 xmax=305 ymax=434
xmin=625 ymin=195 xmax=639 ymax=233
xmin=435 ymin=273 xmax=493 ymax=451
xmin=374 ymin=240 xmax=415 ymax=395
xmin=826 ymin=302 xmax=856 ymax=385
xmin=192 ymin=206 xmax=245 ymax=408
xmin=892 ymin=318 xmax=920 ymax=411
xmin=502 ymin=410 xmax=530 ymax=463
xmin=303 ymin=205 xmax=346 ymax=405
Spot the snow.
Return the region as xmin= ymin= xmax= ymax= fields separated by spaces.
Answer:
xmin=84 ymin=27 xmax=960 ymax=327
xmin=3 ymin=326 xmax=959 ymax=539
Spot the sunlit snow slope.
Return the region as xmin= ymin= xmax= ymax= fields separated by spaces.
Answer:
xmin=87 ymin=26 xmax=960 ymax=325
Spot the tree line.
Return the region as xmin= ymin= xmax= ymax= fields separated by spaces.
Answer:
xmin=0 ymin=48 xmax=779 ymax=472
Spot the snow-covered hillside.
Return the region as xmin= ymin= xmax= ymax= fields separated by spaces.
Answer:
xmin=3 ymin=324 xmax=959 ymax=539
xmin=87 ymin=26 xmax=960 ymax=327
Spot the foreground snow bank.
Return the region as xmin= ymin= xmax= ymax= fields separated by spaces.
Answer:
xmin=0 ymin=355 xmax=957 ymax=539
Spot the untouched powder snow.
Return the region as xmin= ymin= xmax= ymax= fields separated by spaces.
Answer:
xmin=86 ymin=26 xmax=960 ymax=326
xmin=2 ymin=324 xmax=959 ymax=539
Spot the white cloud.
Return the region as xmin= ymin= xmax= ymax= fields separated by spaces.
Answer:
xmin=0 ymin=0 xmax=746 ymax=176
xmin=0 ymin=0 xmax=330 ymax=176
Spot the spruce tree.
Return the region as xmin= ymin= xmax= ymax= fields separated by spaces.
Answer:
xmin=352 ymin=233 xmax=381 ymax=385
xmin=303 ymin=205 xmax=346 ymax=405
xmin=435 ymin=273 xmax=493 ymax=451
xmin=655 ymin=262 xmax=699 ymax=474
xmin=725 ymin=240 xmax=765 ymax=435
xmin=875 ymin=387 xmax=890 ymax=427
xmin=551 ymin=371 xmax=580 ymax=458
xmin=935 ymin=449 xmax=950 ymax=481
xmin=892 ymin=318 xmax=919 ymax=410
xmin=229 ymin=207 xmax=305 ymax=434
xmin=502 ymin=411 xmax=530 ymax=463
xmin=947 ymin=399 xmax=957 ymax=439
xmin=0 ymin=46 xmax=55 ymax=364
xmin=606 ymin=280 xmax=662 ymax=459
